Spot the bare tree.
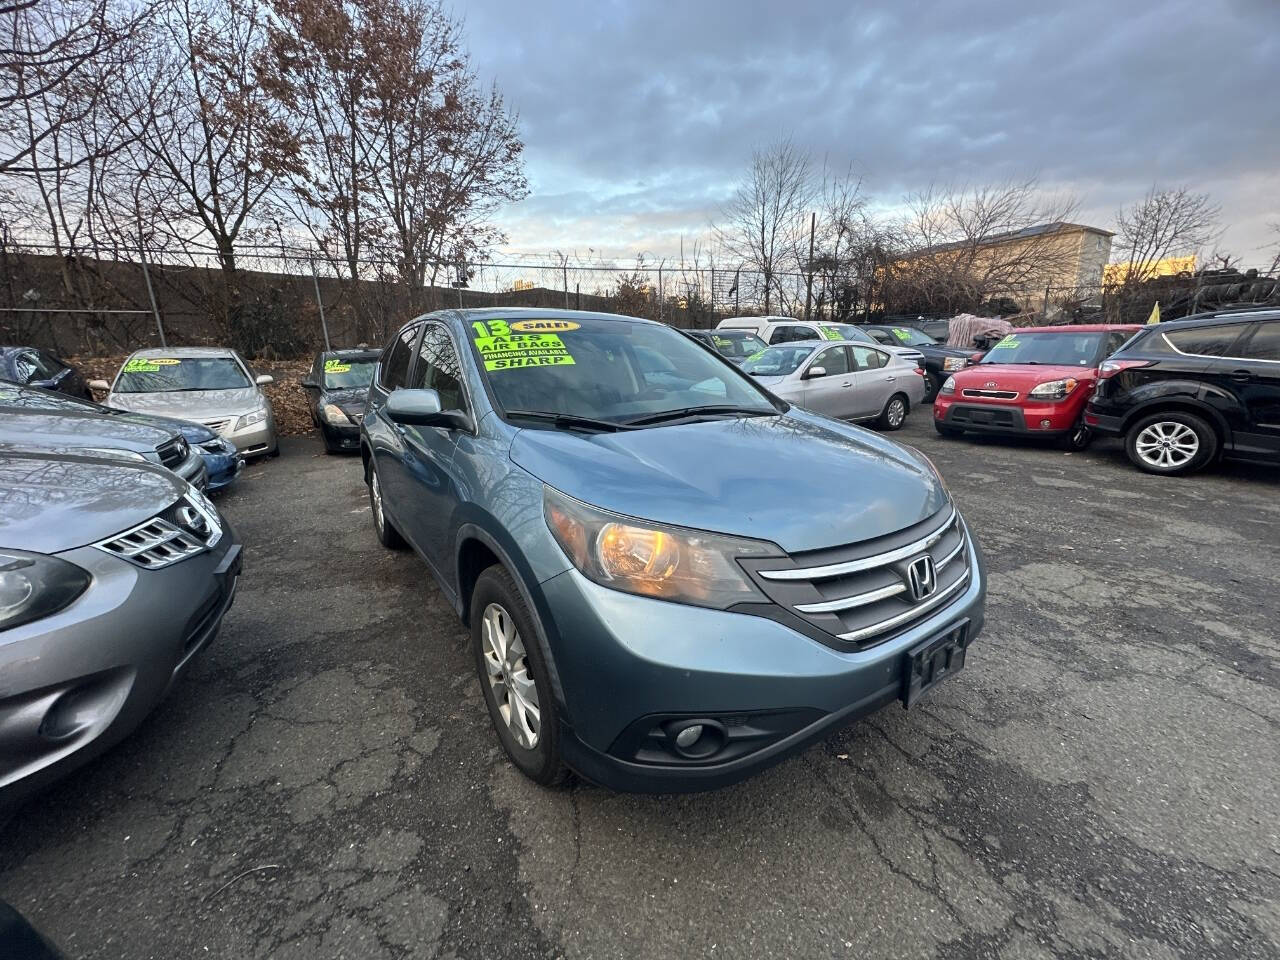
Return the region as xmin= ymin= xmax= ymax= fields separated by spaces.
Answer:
xmin=111 ymin=0 xmax=301 ymax=349
xmin=1111 ymin=185 xmax=1220 ymax=286
xmin=884 ymin=179 xmax=1081 ymax=315
xmin=713 ymin=138 xmax=815 ymax=314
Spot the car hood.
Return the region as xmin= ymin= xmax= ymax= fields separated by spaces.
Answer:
xmin=0 ymin=452 xmax=186 ymax=553
xmin=322 ymin=386 xmax=369 ymax=413
xmin=106 ymin=387 xmax=263 ymax=418
xmin=953 ymin=363 xmax=1097 ymax=391
xmin=509 ymin=410 xmax=947 ymax=553
xmin=919 ymin=344 xmax=973 ymax=359
xmin=0 ymin=408 xmax=175 ymax=453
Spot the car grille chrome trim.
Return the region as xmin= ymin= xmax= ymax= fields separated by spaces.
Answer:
xmin=835 ymin=568 xmax=971 ymax=643
xmin=94 ymin=493 xmax=223 ymax=569
xmin=156 ymin=437 xmax=188 ymax=469
xmin=201 ymin=417 xmax=233 ymax=436
xmin=747 ymin=507 xmax=971 ymax=648
xmin=961 ymin=388 xmax=1018 ymax=400
xmin=758 ymin=508 xmax=957 ymax=581
xmin=794 ymin=536 xmax=968 ymax=614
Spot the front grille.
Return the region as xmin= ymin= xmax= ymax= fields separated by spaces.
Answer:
xmin=156 ymin=436 xmax=188 ymax=468
xmin=961 ymin=388 xmax=1018 ymax=400
xmin=201 ymin=418 xmax=232 ymax=436
xmin=95 ymin=492 xmax=223 ymax=569
xmin=745 ymin=507 xmax=970 ymax=648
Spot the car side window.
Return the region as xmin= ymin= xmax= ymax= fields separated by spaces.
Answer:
xmin=380 ymin=323 xmax=420 ymax=391
xmin=768 ymin=326 xmax=792 ymax=344
xmin=414 ymin=324 xmax=467 ymax=411
xmin=1164 ymin=324 xmax=1245 ymax=358
xmin=850 ymin=345 xmax=888 ymax=370
xmin=867 ymin=329 xmax=893 ymax=345
xmin=13 ymin=350 xmax=40 ymax=382
xmin=1239 ymin=321 xmax=1280 ymax=362
xmin=814 ymin=345 xmax=851 ymax=376
xmin=1104 ymin=331 xmax=1132 ymax=357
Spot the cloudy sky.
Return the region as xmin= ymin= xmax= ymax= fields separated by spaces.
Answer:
xmin=461 ymin=0 xmax=1279 ymax=267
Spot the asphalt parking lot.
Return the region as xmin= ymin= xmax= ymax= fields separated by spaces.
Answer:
xmin=1 ymin=415 xmax=1278 ymax=960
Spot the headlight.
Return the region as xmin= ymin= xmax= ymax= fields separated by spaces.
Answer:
xmin=236 ymin=408 xmax=267 ymax=431
xmin=80 ymin=447 xmax=149 ymax=463
xmin=942 ymin=357 xmax=966 ymax=371
xmin=543 ymin=486 xmax=782 ymax=609
xmin=939 ymin=377 xmax=956 ymax=396
xmin=321 ymin=403 xmax=350 ymax=425
xmin=200 ymin=437 xmax=234 ymax=454
xmin=0 ymin=550 xmax=91 ymax=630
xmin=1028 ymin=378 xmax=1079 ymax=401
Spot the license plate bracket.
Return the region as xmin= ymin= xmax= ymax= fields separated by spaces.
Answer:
xmin=902 ymin=619 xmax=971 ymax=708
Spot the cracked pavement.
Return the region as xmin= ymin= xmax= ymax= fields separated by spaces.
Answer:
xmin=1 ymin=416 xmax=1277 ymax=959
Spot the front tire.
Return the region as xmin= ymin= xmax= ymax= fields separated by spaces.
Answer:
xmin=1059 ymin=417 xmax=1093 ymax=451
xmin=934 ymin=421 xmax=964 ymax=438
xmin=1125 ymin=410 xmax=1218 ymax=476
xmin=368 ymin=461 xmax=407 ymax=548
xmin=471 ymin=566 xmax=569 ymax=787
xmin=878 ymin=393 xmax=908 ymax=431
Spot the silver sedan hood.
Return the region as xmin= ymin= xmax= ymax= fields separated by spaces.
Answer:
xmin=106 ymin=387 xmax=263 ymax=420
xmin=0 ymin=452 xmax=186 ymax=553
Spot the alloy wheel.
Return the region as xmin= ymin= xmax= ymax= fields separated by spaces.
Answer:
xmin=370 ymin=469 xmax=385 ymax=532
xmin=480 ymin=602 xmax=541 ymax=749
xmin=1135 ymin=420 xmax=1199 ymax=469
xmin=888 ymin=398 xmax=906 ymax=427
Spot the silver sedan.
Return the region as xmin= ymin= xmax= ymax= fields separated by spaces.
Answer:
xmin=741 ymin=340 xmax=926 ymax=430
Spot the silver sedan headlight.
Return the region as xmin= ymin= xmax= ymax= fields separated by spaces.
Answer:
xmin=236 ymin=408 xmax=267 ymax=431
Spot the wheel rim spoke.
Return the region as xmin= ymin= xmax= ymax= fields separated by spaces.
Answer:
xmin=480 ymin=602 xmax=540 ymax=749
xmin=1137 ymin=422 xmax=1198 ymax=468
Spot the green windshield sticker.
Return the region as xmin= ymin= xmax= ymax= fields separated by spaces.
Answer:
xmin=474 ymin=332 xmax=576 ymax=371
xmin=892 ymin=328 xmax=912 ymax=342
xmin=745 ymin=349 xmax=767 ymax=362
xmin=818 ymin=326 xmax=844 ymax=341
xmin=123 ymin=358 xmax=161 ymax=373
xmin=324 ymin=359 xmax=351 ymax=373
xmin=993 ymin=335 xmax=1019 ymax=349
xmin=712 ymin=336 xmax=732 ymax=348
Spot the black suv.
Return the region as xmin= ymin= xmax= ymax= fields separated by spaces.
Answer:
xmin=859 ymin=324 xmax=974 ymax=400
xmin=1085 ymin=309 xmax=1280 ymax=475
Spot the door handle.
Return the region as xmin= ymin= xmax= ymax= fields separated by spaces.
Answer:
xmin=885 ymin=376 xmax=896 ymax=382
xmin=1230 ymin=369 xmax=1252 ymax=382
xmin=840 ymin=381 xmax=852 ymax=388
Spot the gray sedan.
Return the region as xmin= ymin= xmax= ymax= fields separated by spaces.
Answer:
xmin=0 ymin=451 xmax=241 ymax=808
xmin=741 ymin=340 xmax=926 ymax=429
xmin=91 ymin=346 xmax=278 ymax=458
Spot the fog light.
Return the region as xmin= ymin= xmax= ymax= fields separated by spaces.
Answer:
xmin=674 ymin=724 xmax=703 ymax=749
xmin=1040 ymin=419 xmax=1052 ymax=428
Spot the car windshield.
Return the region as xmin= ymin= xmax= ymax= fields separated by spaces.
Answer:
xmin=739 ymin=344 xmax=817 ymax=377
xmin=708 ymin=331 xmax=767 ymax=358
xmin=114 ymin=357 xmax=251 ymax=393
xmin=980 ymin=332 xmax=1105 ymax=366
xmin=815 ymin=323 xmax=874 ymax=344
xmin=322 ymin=357 xmax=378 ymax=389
xmin=469 ymin=317 xmax=778 ymax=425
xmin=880 ymin=326 xmax=937 ymax=347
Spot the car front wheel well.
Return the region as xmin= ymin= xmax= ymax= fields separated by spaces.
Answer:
xmin=457 ymin=537 xmax=501 ymax=626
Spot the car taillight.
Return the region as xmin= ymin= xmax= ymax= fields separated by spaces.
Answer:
xmin=913 ymin=367 xmax=925 ymax=376
xmin=1098 ymin=359 xmax=1150 ymax=380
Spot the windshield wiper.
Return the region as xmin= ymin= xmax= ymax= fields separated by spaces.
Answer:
xmin=622 ymin=404 xmax=774 ymax=427
xmin=504 ymin=409 xmax=632 ymax=433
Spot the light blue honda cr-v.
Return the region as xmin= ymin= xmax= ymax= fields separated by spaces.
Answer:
xmin=360 ymin=309 xmax=985 ymax=792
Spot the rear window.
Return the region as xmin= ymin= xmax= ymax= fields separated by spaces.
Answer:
xmin=1241 ymin=321 xmax=1280 ymax=361
xmin=323 ymin=357 xmax=378 ymax=389
xmin=1163 ymin=324 xmax=1247 ymax=358
xmin=115 ymin=357 xmax=250 ymax=393
xmin=980 ymin=332 xmax=1105 ymax=366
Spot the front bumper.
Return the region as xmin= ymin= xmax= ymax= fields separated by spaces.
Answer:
xmin=226 ymin=419 xmax=276 ymax=456
xmin=0 ymin=530 xmax=242 ymax=808
xmin=204 ymin=453 xmax=245 ymax=491
xmin=933 ymin=397 xmax=1080 ymax=436
xmin=537 ymin=533 xmax=985 ymax=792
xmin=319 ymin=420 xmax=362 ymax=451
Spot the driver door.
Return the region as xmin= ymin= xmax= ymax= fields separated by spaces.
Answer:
xmin=800 ymin=344 xmax=855 ymax=418
xmin=396 ymin=322 xmax=472 ymax=574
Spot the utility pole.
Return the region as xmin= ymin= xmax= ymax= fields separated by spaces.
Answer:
xmin=310 ymin=258 xmax=331 ymax=351
xmin=563 ymin=263 xmax=569 ymax=309
xmin=804 ymin=211 xmax=816 ymax=321
xmin=658 ymin=264 xmax=664 ymax=322
xmin=138 ymin=239 xmax=165 ymax=348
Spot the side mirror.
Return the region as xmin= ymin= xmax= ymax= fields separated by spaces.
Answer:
xmin=804 ymin=365 xmax=827 ymax=379
xmin=385 ymin=388 xmax=470 ymax=430
xmin=255 ymin=374 xmax=274 ymax=385
xmin=300 ymin=379 xmax=318 ymax=389
xmin=88 ymin=379 xmax=110 ymax=392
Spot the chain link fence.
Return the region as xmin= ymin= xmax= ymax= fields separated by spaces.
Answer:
xmin=2 ymin=237 xmax=1275 ymax=358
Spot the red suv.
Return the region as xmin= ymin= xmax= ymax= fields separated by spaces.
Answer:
xmin=932 ymin=324 xmax=1141 ymax=450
